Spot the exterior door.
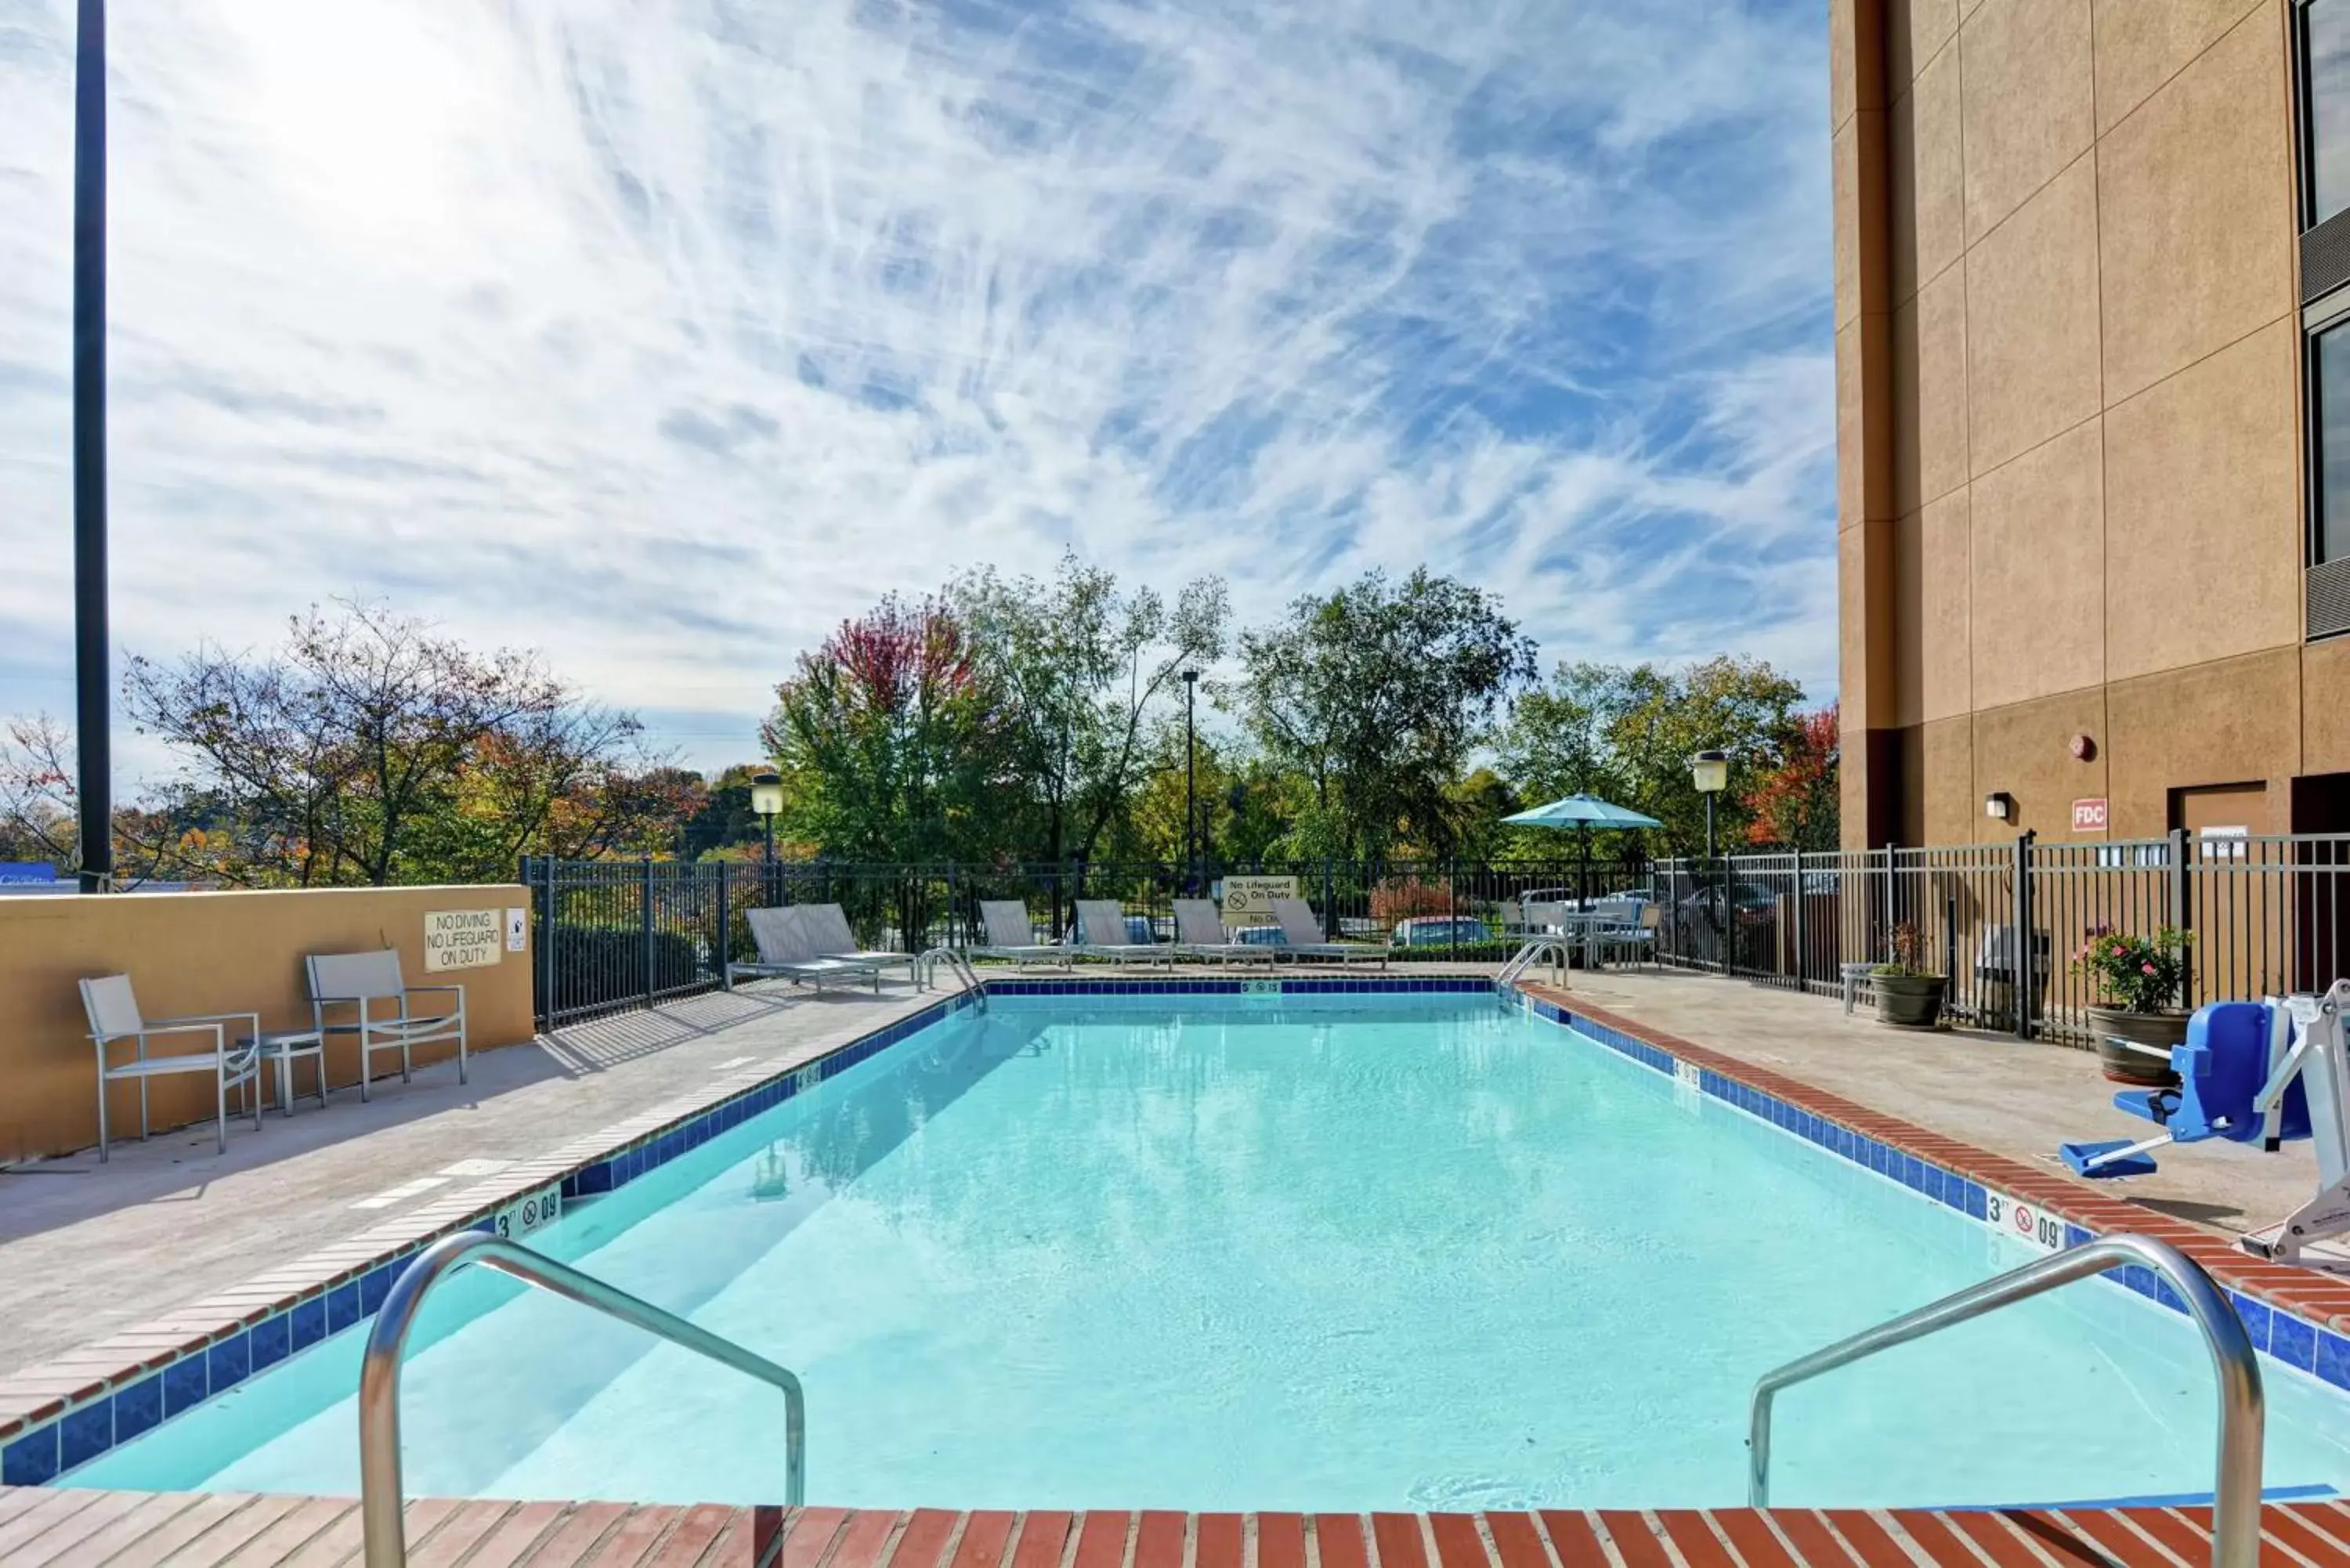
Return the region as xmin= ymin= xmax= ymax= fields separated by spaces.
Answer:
xmin=2169 ymin=783 xmax=2279 ymax=1003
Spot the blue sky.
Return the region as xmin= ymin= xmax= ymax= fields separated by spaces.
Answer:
xmin=0 ymin=0 xmax=1833 ymax=778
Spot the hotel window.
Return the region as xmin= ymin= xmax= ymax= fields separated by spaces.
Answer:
xmin=2301 ymin=1 xmax=2350 ymax=629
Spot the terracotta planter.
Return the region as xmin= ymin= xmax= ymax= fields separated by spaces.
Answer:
xmin=2087 ymin=1005 xmax=2187 ymax=1087
xmin=1875 ymin=973 xmax=1947 ymax=1028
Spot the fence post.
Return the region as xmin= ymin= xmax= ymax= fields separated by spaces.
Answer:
xmin=2013 ymin=830 xmax=2037 ymax=1041
xmin=1448 ymin=858 xmax=1458 ymax=962
xmin=536 ymin=856 xmax=555 ymax=1031
xmin=2169 ymin=826 xmax=2193 ymax=1010
xmin=716 ymin=862 xmax=731 ymax=992
xmin=1321 ymin=858 xmax=1335 ymax=939
xmin=642 ymin=857 xmax=656 ymax=1010
xmin=1791 ymin=848 xmax=1806 ymax=991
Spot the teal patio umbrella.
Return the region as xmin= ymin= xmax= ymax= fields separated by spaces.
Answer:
xmin=1503 ymin=793 xmax=1665 ymax=902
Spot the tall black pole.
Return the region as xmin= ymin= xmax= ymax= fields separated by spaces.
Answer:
xmin=72 ymin=0 xmax=111 ymax=893
xmin=1181 ymin=670 xmax=1198 ymax=894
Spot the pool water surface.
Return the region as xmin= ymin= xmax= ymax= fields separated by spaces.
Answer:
xmin=77 ymin=993 xmax=2350 ymax=1509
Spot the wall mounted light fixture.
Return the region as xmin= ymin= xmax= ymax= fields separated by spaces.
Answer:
xmin=1983 ymin=791 xmax=2013 ymax=821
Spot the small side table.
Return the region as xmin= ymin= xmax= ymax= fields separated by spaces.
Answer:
xmin=1841 ymin=962 xmax=1876 ymax=1017
xmin=241 ymin=1027 xmax=328 ymax=1115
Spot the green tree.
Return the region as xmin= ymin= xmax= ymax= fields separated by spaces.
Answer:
xmin=1496 ymin=655 xmax=1812 ymax=858
xmin=948 ymin=555 xmax=1227 ymax=867
xmin=122 ymin=601 xmax=679 ymax=886
xmin=1227 ymin=569 xmax=1536 ymax=862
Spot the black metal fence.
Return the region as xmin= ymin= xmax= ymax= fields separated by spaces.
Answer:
xmin=518 ymin=855 xmax=1644 ymax=1027
xmin=1645 ymin=833 xmax=2350 ymax=1045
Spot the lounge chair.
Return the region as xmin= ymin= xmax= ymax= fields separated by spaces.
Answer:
xmin=80 ymin=974 xmax=265 ymax=1161
xmin=797 ymin=903 xmax=920 ymax=986
xmin=306 ymin=950 xmax=468 ymax=1101
xmin=732 ymin=906 xmax=884 ymax=992
xmin=1072 ymin=899 xmax=1172 ymax=965
xmin=1271 ymin=898 xmax=1386 ymax=967
xmin=1173 ymin=899 xmax=1267 ymax=965
xmin=964 ymin=901 xmax=1068 ymax=966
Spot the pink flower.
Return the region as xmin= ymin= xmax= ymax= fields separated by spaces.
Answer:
xmin=2141 ymin=962 xmax=2156 ymax=975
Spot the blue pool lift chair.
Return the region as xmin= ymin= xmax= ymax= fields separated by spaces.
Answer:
xmin=2060 ymin=980 xmax=2350 ymax=1265
xmin=2060 ymin=1000 xmax=2304 ymax=1179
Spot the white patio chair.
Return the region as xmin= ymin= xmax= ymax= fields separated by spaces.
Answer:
xmin=1072 ymin=899 xmax=1171 ymax=965
xmin=306 ymin=950 xmax=468 ymax=1101
xmin=79 ymin=974 xmax=262 ymax=1162
xmin=965 ymin=901 xmax=1068 ymax=966
xmin=1271 ymin=898 xmax=1386 ymax=967
xmin=798 ymin=903 xmax=920 ymax=985
xmin=732 ymin=906 xmax=884 ymax=992
xmin=1172 ymin=899 xmax=1267 ymax=964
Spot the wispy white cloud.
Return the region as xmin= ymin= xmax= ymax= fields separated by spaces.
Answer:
xmin=0 ymin=0 xmax=1831 ymax=775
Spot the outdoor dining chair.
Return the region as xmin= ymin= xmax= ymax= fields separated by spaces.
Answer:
xmin=306 ymin=950 xmax=468 ymax=1101
xmin=79 ymin=974 xmax=264 ymax=1162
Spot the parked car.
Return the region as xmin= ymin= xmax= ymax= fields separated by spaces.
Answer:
xmin=1673 ymin=883 xmax=1779 ymax=931
xmin=1390 ymin=916 xmax=1492 ymax=948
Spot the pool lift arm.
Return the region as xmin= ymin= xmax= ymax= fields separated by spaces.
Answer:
xmin=2240 ymin=981 xmax=2350 ymax=1264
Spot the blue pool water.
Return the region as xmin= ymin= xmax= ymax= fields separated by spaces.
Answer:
xmin=78 ymin=994 xmax=2350 ymax=1509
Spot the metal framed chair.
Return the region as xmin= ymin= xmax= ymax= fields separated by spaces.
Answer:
xmin=306 ymin=951 xmax=468 ymax=1101
xmin=79 ymin=974 xmax=262 ymax=1162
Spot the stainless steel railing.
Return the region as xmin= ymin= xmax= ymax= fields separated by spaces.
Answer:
xmin=359 ymin=1230 xmax=806 ymax=1568
xmin=917 ymin=946 xmax=986 ymax=1003
xmin=1495 ymin=938 xmax=1573 ymax=991
xmin=1749 ymin=1233 xmax=2263 ymax=1568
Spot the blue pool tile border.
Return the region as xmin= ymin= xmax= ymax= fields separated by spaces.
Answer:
xmin=1513 ymin=988 xmax=2350 ymax=1402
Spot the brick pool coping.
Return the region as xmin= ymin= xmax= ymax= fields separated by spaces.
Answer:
xmin=4 ymin=971 xmax=2348 ymax=1494
xmin=1518 ymin=985 xmax=2350 ymax=1349
xmin=2 ymin=1494 xmax=2348 ymax=1568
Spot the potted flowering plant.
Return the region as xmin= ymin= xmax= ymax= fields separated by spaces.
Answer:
xmin=1873 ymin=922 xmax=1946 ymax=1028
xmin=2072 ymin=925 xmax=2192 ymax=1086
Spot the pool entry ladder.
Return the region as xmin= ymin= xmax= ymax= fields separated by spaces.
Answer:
xmin=1495 ymin=936 xmax=1574 ymax=992
xmin=920 ymin=946 xmax=986 ymax=1005
xmin=1749 ymin=1233 xmax=2265 ymax=1568
xmin=356 ymin=1230 xmax=807 ymax=1568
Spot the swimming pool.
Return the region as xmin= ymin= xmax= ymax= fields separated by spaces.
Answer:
xmin=74 ymin=990 xmax=2350 ymax=1509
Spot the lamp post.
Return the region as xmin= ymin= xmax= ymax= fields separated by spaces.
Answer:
xmin=750 ymin=771 xmax=783 ymax=905
xmin=73 ymin=0 xmax=110 ymax=894
xmin=1690 ymin=750 xmax=1730 ymax=861
xmin=1181 ymin=669 xmax=1198 ymax=894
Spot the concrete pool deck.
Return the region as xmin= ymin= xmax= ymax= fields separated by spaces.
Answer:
xmin=0 ymin=962 xmax=2341 ymax=1385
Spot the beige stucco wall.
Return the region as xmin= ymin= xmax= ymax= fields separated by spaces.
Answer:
xmin=0 ymin=886 xmax=536 ymax=1162
xmin=1835 ymin=0 xmax=2316 ymax=846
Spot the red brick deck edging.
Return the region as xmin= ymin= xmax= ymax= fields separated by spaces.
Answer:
xmin=1 ymin=1493 xmax=2346 ymax=1568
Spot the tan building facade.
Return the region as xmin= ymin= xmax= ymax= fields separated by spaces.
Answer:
xmin=1834 ymin=0 xmax=2350 ymax=848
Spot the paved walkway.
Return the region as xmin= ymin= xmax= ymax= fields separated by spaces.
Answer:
xmin=2 ymin=1493 xmax=2345 ymax=1568
xmin=1556 ymin=966 xmax=2324 ymax=1237
xmin=0 ymin=982 xmax=956 ymax=1375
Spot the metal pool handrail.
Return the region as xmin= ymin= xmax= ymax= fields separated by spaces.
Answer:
xmin=1749 ymin=1233 xmax=2262 ymax=1568
xmin=359 ymin=1230 xmax=805 ymax=1568
xmin=918 ymin=945 xmax=985 ymax=1002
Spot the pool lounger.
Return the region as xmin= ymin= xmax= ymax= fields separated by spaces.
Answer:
xmin=1172 ymin=899 xmax=1272 ymax=965
xmin=1271 ymin=898 xmax=1386 ymax=968
xmin=732 ymin=906 xmax=886 ymax=992
xmin=1072 ymin=900 xmax=1173 ymax=966
xmin=798 ymin=902 xmax=921 ymax=985
xmin=965 ymin=900 xmax=1072 ymax=968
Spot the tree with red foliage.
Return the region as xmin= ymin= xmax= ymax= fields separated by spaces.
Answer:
xmin=1741 ymin=703 xmax=1840 ymax=851
xmin=761 ymin=595 xmax=1007 ymax=862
